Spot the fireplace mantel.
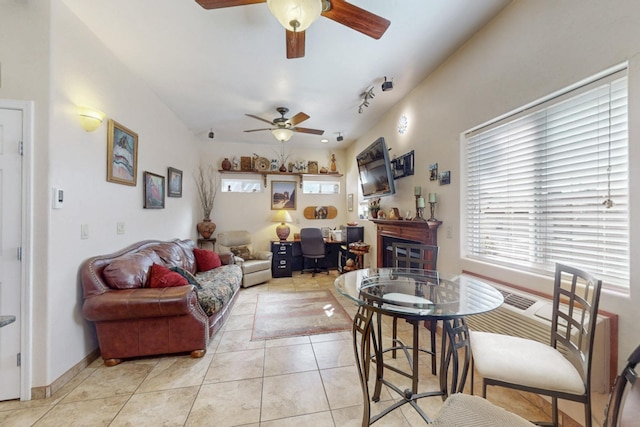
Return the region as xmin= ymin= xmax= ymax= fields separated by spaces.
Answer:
xmin=371 ymin=219 xmax=442 ymax=267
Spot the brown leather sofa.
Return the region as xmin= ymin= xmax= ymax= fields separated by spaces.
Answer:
xmin=80 ymin=239 xmax=241 ymax=366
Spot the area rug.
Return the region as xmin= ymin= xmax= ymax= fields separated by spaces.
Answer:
xmin=252 ymin=290 xmax=353 ymax=340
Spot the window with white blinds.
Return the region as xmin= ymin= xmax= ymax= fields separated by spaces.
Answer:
xmin=464 ymin=69 xmax=629 ymax=288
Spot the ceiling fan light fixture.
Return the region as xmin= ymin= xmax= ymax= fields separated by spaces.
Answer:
xmin=267 ymin=0 xmax=322 ymax=32
xmin=271 ymin=127 xmax=295 ymax=142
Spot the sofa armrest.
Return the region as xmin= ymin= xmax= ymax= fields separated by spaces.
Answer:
xmin=254 ymin=251 xmax=273 ymax=261
xmin=83 ymin=286 xmax=199 ymax=322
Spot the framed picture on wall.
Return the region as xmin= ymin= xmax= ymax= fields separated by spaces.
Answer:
xmin=271 ymin=181 xmax=296 ymax=210
xmin=107 ymin=119 xmax=138 ymax=186
xmin=143 ymin=171 xmax=165 ymax=209
xmin=167 ymin=167 xmax=182 ymax=197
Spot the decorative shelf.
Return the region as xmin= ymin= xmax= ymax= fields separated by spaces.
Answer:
xmin=219 ymin=170 xmax=343 ymax=188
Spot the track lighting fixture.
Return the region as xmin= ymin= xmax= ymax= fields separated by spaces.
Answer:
xmin=337 ymin=132 xmax=344 ymax=142
xmin=382 ymin=76 xmax=393 ymax=92
xmin=358 ymin=87 xmax=375 ymax=114
xmin=208 ymin=129 xmax=214 ymax=139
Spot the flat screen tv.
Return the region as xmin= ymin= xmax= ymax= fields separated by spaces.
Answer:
xmin=357 ymin=137 xmax=396 ymax=199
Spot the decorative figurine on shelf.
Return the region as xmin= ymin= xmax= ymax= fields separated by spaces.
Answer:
xmin=369 ymin=198 xmax=381 ymax=219
xmin=330 ymin=153 xmax=337 ymax=172
xmin=232 ymin=156 xmax=240 ymax=170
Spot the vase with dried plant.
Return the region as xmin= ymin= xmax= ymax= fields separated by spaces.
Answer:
xmin=195 ymin=165 xmax=218 ymax=239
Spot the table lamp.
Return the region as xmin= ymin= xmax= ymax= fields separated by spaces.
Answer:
xmin=272 ymin=210 xmax=293 ymax=241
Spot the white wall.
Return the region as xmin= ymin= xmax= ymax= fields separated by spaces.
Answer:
xmin=198 ymin=141 xmax=348 ymax=251
xmin=346 ymin=0 xmax=640 ymax=368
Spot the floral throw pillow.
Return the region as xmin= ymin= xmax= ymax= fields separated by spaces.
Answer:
xmin=230 ymin=245 xmax=252 ymax=260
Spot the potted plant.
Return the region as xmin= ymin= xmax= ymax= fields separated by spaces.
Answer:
xmin=195 ymin=165 xmax=218 ymax=239
xmin=369 ymin=198 xmax=381 ymax=219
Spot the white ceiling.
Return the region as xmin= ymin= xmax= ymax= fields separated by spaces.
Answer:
xmin=62 ymin=0 xmax=511 ymax=148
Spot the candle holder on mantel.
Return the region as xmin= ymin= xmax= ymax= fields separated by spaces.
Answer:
xmin=428 ymin=202 xmax=437 ymax=221
xmin=428 ymin=193 xmax=437 ymax=221
xmin=413 ymin=195 xmax=426 ymax=221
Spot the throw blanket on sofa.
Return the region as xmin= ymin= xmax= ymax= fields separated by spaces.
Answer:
xmin=196 ymin=264 xmax=242 ymax=316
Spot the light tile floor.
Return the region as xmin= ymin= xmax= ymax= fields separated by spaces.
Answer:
xmin=0 ymin=271 xmax=603 ymax=426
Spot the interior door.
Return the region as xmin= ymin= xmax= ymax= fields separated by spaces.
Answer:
xmin=0 ymin=108 xmax=23 ymax=401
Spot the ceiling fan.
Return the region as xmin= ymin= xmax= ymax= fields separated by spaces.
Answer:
xmin=195 ymin=0 xmax=391 ymax=59
xmin=245 ymin=107 xmax=324 ymax=141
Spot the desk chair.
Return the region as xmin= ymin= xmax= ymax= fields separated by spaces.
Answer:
xmin=300 ymin=228 xmax=329 ymax=277
xmin=470 ymin=263 xmax=602 ymax=427
xmin=391 ymin=242 xmax=439 ymax=374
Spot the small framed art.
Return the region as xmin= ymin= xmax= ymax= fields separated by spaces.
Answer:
xmin=107 ymin=119 xmax=138 ymax=186
xmin=271 ymin=180 xmax=296 ymax=210
xmin=348 ymin=193 xmax=354 ymax=211
xmin=167 ymin=167 xmax=183 ymax=197
xmin=143 ymin=171 xmax=165 ymax=209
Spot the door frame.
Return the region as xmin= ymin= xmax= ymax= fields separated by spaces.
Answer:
xmin=1 ymin=99 xmax=34 ymax=400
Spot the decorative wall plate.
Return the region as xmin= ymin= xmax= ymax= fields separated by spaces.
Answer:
xmin=255 ymin=157 xmax=270 ymax=172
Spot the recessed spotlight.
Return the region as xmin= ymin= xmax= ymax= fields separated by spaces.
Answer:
xmin=382 ymin=76 xmax=393 ymax=92
xmin=321 ymin=139 xmax=329 ymax=144
xmin=208 ymin=129 xmax=214 ymax=139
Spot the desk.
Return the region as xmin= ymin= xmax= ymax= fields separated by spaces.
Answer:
xmin=272 ymin=240 xmax=343 ymax=276
xmin=335 ymin=268 xmax=503 ymax=425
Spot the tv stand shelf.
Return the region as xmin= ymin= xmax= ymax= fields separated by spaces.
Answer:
xmin=219 ymin=170 xmax=342 ymax=188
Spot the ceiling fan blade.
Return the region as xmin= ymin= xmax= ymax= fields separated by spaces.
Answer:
xmin=195 ymin=0 xmax=265 ymax=9
xmin=288 ymin=112 xmax=310 ymax=126
xmin=286 ymin=30 xmax=305 ymax=59
xmin=293 ymin=127 xmax=324 ymax=135
xmin=245 ymin=114 xmax=274 ymax=125
xmin=244 ymin=128 xmax=272 ymax=133
xmin=322 ymin=0 xmax=390 ymax=39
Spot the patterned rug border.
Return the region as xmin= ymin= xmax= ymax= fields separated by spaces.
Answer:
xmin=251 ymin=290 xmax=353 ymax=341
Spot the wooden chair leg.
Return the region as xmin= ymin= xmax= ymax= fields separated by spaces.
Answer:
xmin=190 ymin=349 xmax=206 ymax=358
xmin=104 ymin=358 xmax=122 ymax=367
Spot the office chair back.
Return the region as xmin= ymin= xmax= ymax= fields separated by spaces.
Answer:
xmin=604 ymin=344 xmax=640 ymax=427
xmin=300 ymin=228 xmax=325 ymax=258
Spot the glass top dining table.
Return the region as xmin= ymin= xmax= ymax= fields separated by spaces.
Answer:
xmin=335 ymin=268 xmax=504 ymax=425
xmin=335 ymin=268 xmax=504 ymax=319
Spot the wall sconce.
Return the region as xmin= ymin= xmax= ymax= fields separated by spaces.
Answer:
xmin=78 ymin=107 xmax=105 ymax=132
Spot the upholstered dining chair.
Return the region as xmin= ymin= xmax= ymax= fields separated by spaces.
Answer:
xmin=300 ymin=228 xmax=328 ymax=277
xmin=603 ymin=343 xmax=640 ymax=427
xmin=470 ymin=263 xmax=603 ymax=427
xmin=390 ymin=242 xmax=439 ymax=374
xmin=434 ymin=343 xmax=640 ymax=427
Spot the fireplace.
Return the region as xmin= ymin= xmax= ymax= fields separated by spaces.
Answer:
xmin=370 ymin=219 xmax=442 ymax=267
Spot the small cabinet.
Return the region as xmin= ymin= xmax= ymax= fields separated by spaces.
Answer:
xmin=271 ymin=241 xmax=293 ymax=278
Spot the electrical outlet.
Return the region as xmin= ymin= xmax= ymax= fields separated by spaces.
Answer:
xmin=117 ymin=222 xmax=125 ymax=235
xmin=81 ymin=224 xmax=89 ymax=240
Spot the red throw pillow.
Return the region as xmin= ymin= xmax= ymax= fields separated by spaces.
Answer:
xmin=148 ymin=263 xmax=189 ymax=288
xmin=193 ymin=248 xmax=222 ymax=272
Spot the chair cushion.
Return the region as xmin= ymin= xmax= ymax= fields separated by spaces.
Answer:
xmin=230 ymin=245 xmax=253 ymax=260
xmin=433 ymin=393 xmax=535 ymax=426
xmin=470 ymin=331 xmax=586 ymax=395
